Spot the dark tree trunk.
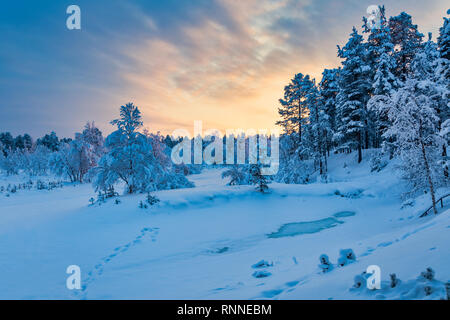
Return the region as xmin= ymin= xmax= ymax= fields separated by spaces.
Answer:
xmin=421 ymin=140 xmax=437 ymax=214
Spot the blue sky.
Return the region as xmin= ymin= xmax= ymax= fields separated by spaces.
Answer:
xmin=0 ymin=0 xmax=448 ymax=138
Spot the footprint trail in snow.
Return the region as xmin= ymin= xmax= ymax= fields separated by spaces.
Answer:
xmin=74 ymin=227 xmax=159 ymax=299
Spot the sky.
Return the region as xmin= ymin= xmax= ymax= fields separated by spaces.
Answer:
xmin=0 ymin=0 xmax=448 ymax=139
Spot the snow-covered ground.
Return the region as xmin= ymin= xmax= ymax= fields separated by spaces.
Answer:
xmin=0 ymin=151 xmax=448 ymax=300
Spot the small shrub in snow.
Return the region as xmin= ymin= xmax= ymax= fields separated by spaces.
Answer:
xmin=146 ymin=193 xmax=160 ymax=206
xmin=252 ymin=270 xmax=271 ymax=278
xmin=353 ymin=273 xmax=368 ymax=289
xmin=139 ymin=201 xmax=148 ymax=209
xmin=338 ymin=248 xmax=356 ymax=267
xmin=401 ymin=199 xmax=415 ymax=209
xmin=390 ymin=273 xmax=400 ymax=288
xmin=424 ymin=286 xmax=433 ymax=296
xmin=446 ymin=282 xmax=450 ymax=300
xmin=105 ymin=186 xmax=118 ymax=198
xmin=318 ymin=254 xmax=333 ymax=273
xmin=251 ymin=260 xmax=273 ymax=269
xmin=97 ymin=191 xmax=105 ymax=204
xmin=221 ymin=165 xmax=251 ymax=186
xmin=370 ymin=151 xmax=388 ymax=172
xmin=114 ymin=198 xmax=121 ymax=205
xmin=420 ymin=267 xmax=435 ymax=281
xmin=89 ymin=197 xmax=95 ymax=206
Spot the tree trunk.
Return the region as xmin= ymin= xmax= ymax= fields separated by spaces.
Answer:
xmin=443 ymin=144 xmax=448 ymax=178
xmin=357 ymin=132 xmax=362 ymax=163
xmin=421 ymin=140 xmax=437 ymax=215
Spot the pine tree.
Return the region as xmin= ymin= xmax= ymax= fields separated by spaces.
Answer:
xmin=93 ymin=103 xmax=154 ymax=193
xmin=335 ymin=27 xmax=371 ymax=163
xmin=276 ymin=73 xmax=312 ymax=145
xmin=250 ymin=164 xmax=269 ymax=193
xmin=305 ymin=80 xmax=330 ymax=174
xmin=388 ymin=12 xmax=424 ymax=80
xmin=319 ymin=68 xmax=340 ymax=141
xmin=436 ymin=10 xmax=450 ymax=86
xmin=23 ymin=134 xmax=33 ymax=151
xmin=37 ymin=132 xmax=60 ymax=152
xmin=363 ymin=6 xmax=400 ymax=148
xmin=437 ymin=10 xmax=450 ymax=61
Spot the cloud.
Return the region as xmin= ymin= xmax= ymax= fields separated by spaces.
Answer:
xmin=0 ymin=0 xmax=448 ymax=137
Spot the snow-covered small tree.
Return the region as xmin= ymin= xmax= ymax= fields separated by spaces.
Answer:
xmin=250 ymin=164 xmax=269 ymax=193
xmin=49 ymin=124 xmax=103 ymax=183
xmin=384 ymin=78 xmax=446 ymax=214
xmin=93 ymin=103 xmax=156 ymax=193
xmin=0 ymin=149 xmax=23 ymax=175
xmin=93 ymin=103 xmax=193 ymax=194
xmin=26 ymin=145 xmax=51 ymax=176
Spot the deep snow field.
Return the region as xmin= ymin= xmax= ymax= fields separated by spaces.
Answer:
xmin=0 ymin=151 xmax=448 ymax=300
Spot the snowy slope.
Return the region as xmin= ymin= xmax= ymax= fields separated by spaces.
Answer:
xmin=0 ymin=151 xmax=448 ymax=300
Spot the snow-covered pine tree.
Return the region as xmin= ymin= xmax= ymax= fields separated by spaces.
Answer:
xmin=364 ymin=7 xmax=401 ymax=148
xmin=23 ymin=134 xmax=33 ymax=151
xmin=388 ymin=12 xmax=424 ymax=80
xmin=335 ymin=27 xmax=371 ymax=163
xmin=384 ymin=78 xmax=445 ymax=214
xmin=437 ymin=12 xmax=450 ymax=178
xmin=37 ymin=131 xmax=60 ymax=152
xmin=0 ymin=132 xmax=14 ymax=156
xmin=305 ymin=79 xmax=330 ymax=175
xmin=250 ymin=164 xmax=269 ymax=193
xmin=319 ymin=68 xmax=340 ymax=154
xmin=93 ymin=103 xmax=193 ymax=194
xmin=276 ymin=73 xmax=312 ymax=146
xmin=437 ymin=10 xmax=450 ymax=62
xmin=93 ymin=103 xmax=155 ymax=193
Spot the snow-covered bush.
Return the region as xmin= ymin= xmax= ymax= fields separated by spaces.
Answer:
xmin=146 ymin=192 xmax=160 ymax=206
xmin=337 ymin=248 xmax=356 ymax=267
xmin=370 ymin=150 xmax=388 ymax=172
xmin=251 ymin=260 xmax=273 ymax=269
xmin=275 ymin=134 xmax=313 ymax=184
xmin=318 ymin=254 xmax=333 ymax=273
xmin=0 ymin=150 xmax=23 ymax=175
xmin=25 ymin=145 xmax=51 ymax=176
xmin=353 ymin=273 xmax=369 ymax=289
xmin=221 ymin=165 xmax=251 ymax=185
xmin=49 ymin=123 xmax=104 ymax=183
xmin=252 ymin=270 xmax=271 ymax=278
xmin=390 ymin=273 xmax=400 ymax=288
